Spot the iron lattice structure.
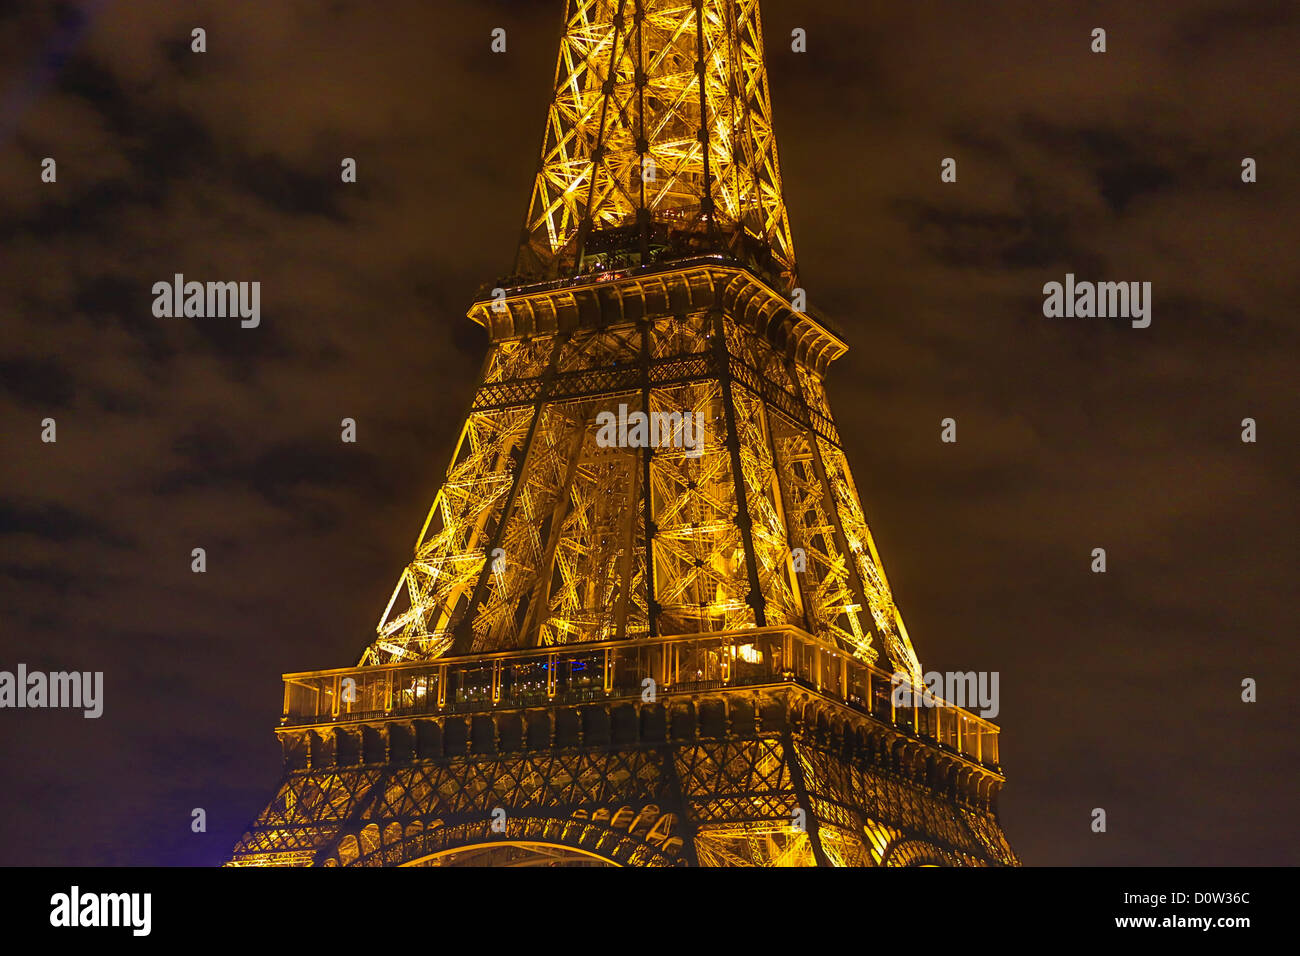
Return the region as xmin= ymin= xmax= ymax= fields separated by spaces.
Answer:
xmin=229 ymin=0 xmax=1016 ymax=868
xmin=513 ymin=0 xmax=797 ymax=293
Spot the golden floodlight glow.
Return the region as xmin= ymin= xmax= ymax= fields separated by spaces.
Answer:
xmin=514 ymin=0 xmax=798 ymax=293
xmin=229 ymin=0 xmax=1013 ymax=868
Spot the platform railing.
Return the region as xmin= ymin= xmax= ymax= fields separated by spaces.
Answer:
xmin=279 ymin=626 xmax=999 ymax=769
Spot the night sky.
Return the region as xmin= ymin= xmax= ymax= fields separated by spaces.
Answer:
xmin=1 ymin=0 xmax=1296 ymax=866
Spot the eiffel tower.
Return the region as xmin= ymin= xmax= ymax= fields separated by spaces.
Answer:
xmin=229 ymin=0 xmax=1016 ymax=867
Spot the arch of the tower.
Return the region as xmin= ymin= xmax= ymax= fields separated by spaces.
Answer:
xmin=880 ymin=839 xmax=962 ymax=868
xmin=405 ymin=843 xmax=616 ymax=867
xmin=318 ymin=808 xmax=684 ymax=868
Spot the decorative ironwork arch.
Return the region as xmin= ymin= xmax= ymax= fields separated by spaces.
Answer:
xmin=403 ymin=842 xmax=618 ymax=867
xmin=880 ymin=838 xmax=961 ymax=868
xmin=321 ymin=809 xmax=684 ymax=867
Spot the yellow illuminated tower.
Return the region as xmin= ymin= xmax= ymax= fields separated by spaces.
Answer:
xmin=230 ymin=0 xmax=1016 ymax=867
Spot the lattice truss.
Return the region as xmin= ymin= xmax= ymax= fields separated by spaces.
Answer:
xmin=516 ymin=0 xmax=797 ymax=290
xmin=235 ymin=0 xmax=1009 ymax=872
xmin=796 ymin=369 xmax=922 ymax=682
xmin=228 ymin=734 xmax=1015 ymax=867
xmin=363 ymin=311 xmax=923 ymax=684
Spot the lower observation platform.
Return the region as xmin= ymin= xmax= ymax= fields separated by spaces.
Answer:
xmin=229 ymin=627 xmax=1016 ymax=867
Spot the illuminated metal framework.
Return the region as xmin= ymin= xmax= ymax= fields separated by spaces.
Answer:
xmin=229 ymin=0 xmax=1016 ymax=868
xmin=514 ymin=0 xmax=798 ymax=293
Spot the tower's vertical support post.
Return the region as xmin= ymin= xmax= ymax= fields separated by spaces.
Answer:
xmin=787 ymin=366 xmax=879 ymax=661
xmin=613 ymin=454 xmax=639 ymax=642
xmin=693 ymin=0 xmax=717 ymax=242
xmin=783 ymin=726 xmax=832 ymax=867
xmin=451 ymin=336 xmax=566 ymax=655
xmin=639 ymin=317 xmax=660 ymax=637
xmin=711 ymin=309 xmax=768 ymax=628
xmin=758 ymin=403 xmax=810 ymax=629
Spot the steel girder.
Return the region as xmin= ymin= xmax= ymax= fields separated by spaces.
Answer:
xmin=229 ymin=688 xmax=1016 ymax=867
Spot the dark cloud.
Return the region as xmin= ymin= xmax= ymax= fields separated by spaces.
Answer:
xmin=1174 ymin=0 xmax=1300 ymax=53
xmin=892 ymin=185 xmax=1096 ymax=270
xmin=0 ymin=499 xmax=130 ymax=546
xmin=0 ymin=356 xmax=76 ymax=407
